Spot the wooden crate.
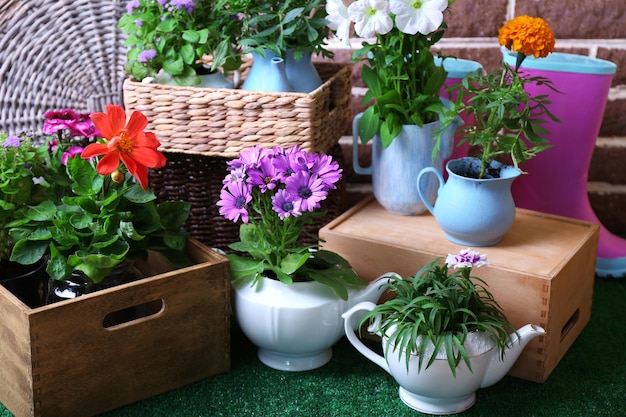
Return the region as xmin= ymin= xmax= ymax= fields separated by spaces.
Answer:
xmin=320 ymin=196 xmax=599 ymax=383
xmin=0 ymin=238 xmax=230 ymax=417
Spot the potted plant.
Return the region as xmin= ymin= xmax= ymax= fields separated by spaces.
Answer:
xmin=343 ymin=248 xmax=545 ymax=414
xmin=0 ymin=132 xmax=49 ymax=307
xmin=218 ymin=145 xmax=389 ymax=371
xmin=417 ymin=15 xmax=559 ymax=246
xmin=8 ymin=105 xmax=192 ymax=304
xmin=118 ymin=0 xmax=243 ymax=86
xmin=237 ymin=0 xmax=334 ymax=92
xmin=326 ymin=0 xmax=460 ymax=215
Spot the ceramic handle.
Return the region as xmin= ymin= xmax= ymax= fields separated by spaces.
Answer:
xmin=416 ymin=167 xmax=444 ymax=215
xmin=342 ymin=301 xmax=390 ymax=374
xmin=352 ymin=113 xmax=373 ymax=175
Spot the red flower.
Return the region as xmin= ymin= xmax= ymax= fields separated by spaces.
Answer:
xmin=82 ymin=105 xmax=166 ymax=190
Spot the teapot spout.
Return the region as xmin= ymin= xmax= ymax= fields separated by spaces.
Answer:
xmin=480 ymin=324 xmax=546 ymax=388
xmin=345 ymin=273 xmax=398 ymax=329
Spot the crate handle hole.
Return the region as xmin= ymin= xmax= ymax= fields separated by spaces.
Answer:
xmin=103 ymin=299 xmax=165 ymax=329
xmin=560 ymin=308 xmax=580 ymax=342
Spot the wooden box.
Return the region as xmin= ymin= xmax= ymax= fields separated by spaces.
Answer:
xmin=0 ymin=238 xmax=230 ymax=417
xmin=320 ymin=197 xmax=599 ymax=383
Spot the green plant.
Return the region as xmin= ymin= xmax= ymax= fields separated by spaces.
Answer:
xmin=238 ymin=0 xmax=334 ymax=61
xmin=119 ymin=0 xmax=243 ymax=85
xmin=358 ymin=249 xmax=516 ymax=376
xmin=326 ymin=0 xmax=457 ymax=148
xmin=442 ymin=15 xmax=559 ymax=179
xmin=9 ymin=106 xmax=191 ymax=284
xmin=0 ymin=133 xmax=45 ymax=261
xmin=217 ymin=145 xmax=366 ymax=300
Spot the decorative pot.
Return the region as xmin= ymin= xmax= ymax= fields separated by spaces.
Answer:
xmin=501 ymin=49 xmax=623 ymax=277
xmin=46 ymin=261 xmax=143 ymax=305
xmin=0 ymin=258 xmax=48 ymax=308
xmin=284 ymin=49 xmax=322 ymax=93
xmin=343 ymin=301 xmax=545 ymax=415
xmin=241 ymin=50 xmax=292 ymax=92
xmin=352 ymin=115 xmax=458 ymax=216
xmin=417 ymin=157 xmax=521 ymax=246
xmin=232 ymin=275 xmax=389 ymax=371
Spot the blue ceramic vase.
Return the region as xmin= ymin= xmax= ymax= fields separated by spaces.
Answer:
xmin=285 ymin=50 xmax=322 ymax=93
xmin=417 ymin=157 xmax=521 ymax=246
xmin=242 ymin=50 xmax=292 ymax=92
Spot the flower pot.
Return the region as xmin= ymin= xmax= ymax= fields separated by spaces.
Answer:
xmin=417 ymin=157 xmax=520 ymax=246
xmin=285 ymin=49 xmax=322 ymax=93
xmin=0 ymin=259 xmax=47 ymax=308
xmin=241 ymin=50 xmax=292 ymax=92
xmin=501 ymin=49 xmax=623 ymax=277
xmin=353 ymin=117 xmax=458 ymax=216
xmin=343 ymin=302 xmax=545 ymax=415
xmin=232 ymin=275 xmax=389 ymax=371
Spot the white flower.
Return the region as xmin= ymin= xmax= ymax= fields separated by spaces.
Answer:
xmin=390 ymin=0 xmax=448 ymax=35
xmin=326 ymin=0 xmax=352 ymax=46
xmin=348 ymin=0 xmax=393 ymax=38
xmin=445 ymin=248 xmax=489 ymax=269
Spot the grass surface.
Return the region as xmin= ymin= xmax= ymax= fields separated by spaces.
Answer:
xmin=2 ymin=277 xmax=625 ymax=417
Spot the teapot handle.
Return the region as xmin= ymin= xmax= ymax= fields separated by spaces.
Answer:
xmin=416 ymin=167 xmax=445 ymax=215
xmin=352 ymin=113 xmax=372 ymax=175
xmin=342 ymin=301 xmax=390 ymax=374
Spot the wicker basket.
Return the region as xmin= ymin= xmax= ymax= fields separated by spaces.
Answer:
xmin=149 ymin=144 xmax=347 ymax=252
xmin=123 ymin=62 xmax=352 ymax=158
xmin=0 ymin=0 xmax=127 ymax=134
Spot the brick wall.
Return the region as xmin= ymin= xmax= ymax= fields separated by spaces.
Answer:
xmin=321 ymin=0 xmax=626 ymax=234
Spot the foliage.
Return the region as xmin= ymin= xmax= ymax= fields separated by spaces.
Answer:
xmin=326 ymin=0 xmax=457 ymax=147
xmin=237 ymin=0 xmax=334 ymax=60
xmin=8 ymin=106 xmax=191 ymax=284
xmin=119 ymin=0 xmax=243 ymax=85
xmin=218 ymin=145 xmax=366 ymax=300
xmin=0 ymin=133 xmax=46 ymax=261
xmin=357 ymin=249 xmax=516 ymax=376
xmin=441 ymin=15 xmax=558 ymax=179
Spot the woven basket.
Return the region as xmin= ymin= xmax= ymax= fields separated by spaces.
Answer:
xmin=123 ymin=62 xmax=352 ymax=158
xmin=0 ymin=0 xmax=127 ymax=134
xmin=149 ymin=143 xmax=347 ymax=252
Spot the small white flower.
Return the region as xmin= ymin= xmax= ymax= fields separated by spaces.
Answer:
xmin=348 ymin=0 xmax=393 ymax=38
xmin=390 ymin=0 xmax=448 ymax=35
xmin=446 ymin=248 xmax=489 ymax=269
xmin=326 ymin=0 xmax=352 ymax=46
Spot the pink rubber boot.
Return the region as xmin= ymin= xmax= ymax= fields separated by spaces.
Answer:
xmin=503 ymin=49 xmax=621 ymax=277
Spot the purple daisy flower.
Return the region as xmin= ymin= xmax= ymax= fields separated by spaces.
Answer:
xmin=126 ymin=0 xmax=140 ymax=14
xmin=272 ymin=189 xmax=300 ymax=220
xmin=217 ymin=180 xmax=252 ymax=223
xmin=311 ymin=153 xmax=342 ymax=190
xmin=285 ymin=171 xmax=328 ymax=213
xmin=247 ymin=157 xmax=279 ymax=192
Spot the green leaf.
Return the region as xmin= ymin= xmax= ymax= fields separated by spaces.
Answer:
xmin=227 ymin=254 xmax=262 ymax=282
xmin=9 ymin=239 xmax=49 ymax=265
xmin=279 ymin=252 xmax=310 ymax=275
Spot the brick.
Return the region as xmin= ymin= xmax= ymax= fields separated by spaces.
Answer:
xmin=589 ymin=188 xmax=626 ymax=235
xmin=597 ymin=48 xmax=626 ymax=86
xmin=600 ymin=99 xmax=626 ymax=136
xmin=446 ymin=1 xmax=508 ymax=38
xmin=589 ymin=141 xmax=626 ymax=183
xmin=515 ymin=0 xmax=626 ymax=39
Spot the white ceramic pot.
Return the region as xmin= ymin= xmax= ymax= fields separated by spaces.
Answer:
xmin=343 ymin=302 xmax=546 ymax=415
xmin=232 ymin=275 xmax=389 ymax=371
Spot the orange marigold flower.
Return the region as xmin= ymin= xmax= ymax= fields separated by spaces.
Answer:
xmin=82 ymin=105 xmax=166 ymax=190
xmin=498 ymin=15 xmax=555 ymax=59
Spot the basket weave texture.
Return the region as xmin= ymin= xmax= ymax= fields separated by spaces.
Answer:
xmin=0 ymin=0 xmax=127 ymax=134
xmin=150 ymin=144 xmax=347 ymax=252
xmin=123 ymin=62 xmax=352 ymax=158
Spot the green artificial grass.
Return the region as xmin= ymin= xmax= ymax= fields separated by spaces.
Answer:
xmin=2 ymin=277 xmax=625 ymax=417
